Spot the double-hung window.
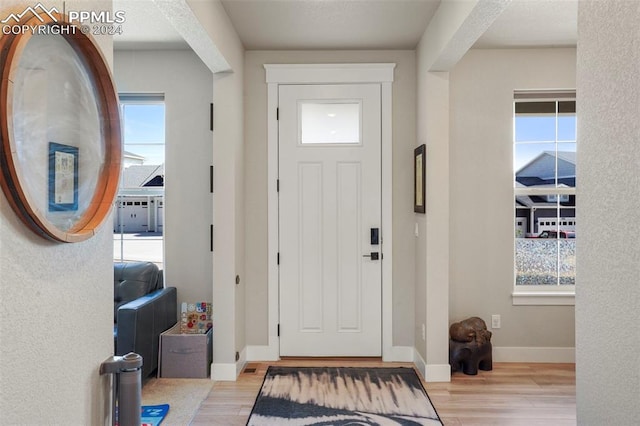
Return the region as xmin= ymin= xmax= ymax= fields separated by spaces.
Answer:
xmin=513 ymin=91 xmax=576 ymax=305
xmin=113 ymin=94 xmax=165 ymax=268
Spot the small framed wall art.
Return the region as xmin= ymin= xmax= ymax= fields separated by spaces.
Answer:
xmin=414 ymin=144 xmax=426 ymax=213
xmin=48 ymin=142 xmax=79 ymax=212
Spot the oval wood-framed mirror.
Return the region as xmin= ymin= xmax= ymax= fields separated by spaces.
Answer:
xmin=0 ymin=12 xmax=121 ymax=243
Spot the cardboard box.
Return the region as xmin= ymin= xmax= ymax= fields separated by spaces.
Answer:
xmin=159 ymin=324 xmax=212 ymax=378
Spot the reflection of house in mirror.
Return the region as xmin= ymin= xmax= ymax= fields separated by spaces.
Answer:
xmin=113 ymin=152 xmax=164 ymax=233
xmin=515 ymin=151 xmax=576 ymax=237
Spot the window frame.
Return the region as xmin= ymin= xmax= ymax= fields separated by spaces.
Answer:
xmin=512 ymin=91 xmax=576 ymax=306
xmin=114 ymin=94 xmax=166 ymax=268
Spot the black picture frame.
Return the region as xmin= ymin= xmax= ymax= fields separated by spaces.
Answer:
xmin=48 ymin=142 xmax=79 ymax=212
xmin=414 ymin=144 xmax=425 ymax=213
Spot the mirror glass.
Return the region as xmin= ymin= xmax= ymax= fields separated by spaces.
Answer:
xmin=11 ymin=33 xmax=105 ymax=232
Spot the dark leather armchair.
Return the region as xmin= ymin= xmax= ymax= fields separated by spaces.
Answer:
xmin=114 ymin=261 xmax=177 ymax=378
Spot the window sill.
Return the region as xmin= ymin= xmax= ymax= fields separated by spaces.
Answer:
xmin=512 ymin=291 xmax=575 ymax=306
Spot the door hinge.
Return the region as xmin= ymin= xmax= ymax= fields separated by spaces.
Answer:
xmin=210 ymin=224 xmax=214 ymax=252
xmin=277 ymin=179 xmax=280 ymax=192
xmin=235 ymin=351 xmax=240 ymax=362
xmin=210 ymin=165 xmax=214 ymax=193
xmin=277 ymin=324 xmax=280 ymax=337
xmin=277 ymin=252 xmax=280 ymax=265
xmin=210 ymin=103 xmax=214 ymax=131
xmin=276 ymin=107 xmax=279 ymax=121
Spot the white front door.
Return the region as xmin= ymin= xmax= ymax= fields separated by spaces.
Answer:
xmin=278 ymin=84 xmax=382 ymax=356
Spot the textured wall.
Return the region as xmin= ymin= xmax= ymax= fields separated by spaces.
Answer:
xmin=449 ymin=48 xmax=576 ymax=350
xmin=0 ymin=1 xmax=113 ymax=423
xmin=576 ymin=1 xmax=640 ymax=423
xmin=114 ymin=49 xmax=214 ymax=309
xmin=243 ymin=50 xmax=417 ymax=348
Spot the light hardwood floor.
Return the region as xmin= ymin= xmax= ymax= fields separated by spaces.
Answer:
xmin=190 ymin=360 xmax=576 ymax=425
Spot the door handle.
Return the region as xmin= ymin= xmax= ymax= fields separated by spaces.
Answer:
xmin=362 ymin=252 xmax=379 ymax=260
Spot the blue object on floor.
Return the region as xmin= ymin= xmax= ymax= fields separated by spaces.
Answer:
xmin=141 ymin=404 xmax=170 ymax=426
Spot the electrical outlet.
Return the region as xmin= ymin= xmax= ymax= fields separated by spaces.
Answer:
xmin=421 ymin=323 xmax=426 ymax=340
xmin=491 ymin=314 xmax=501 ymax=329
xmin=414 ymin=223 xmax=419 ymax=237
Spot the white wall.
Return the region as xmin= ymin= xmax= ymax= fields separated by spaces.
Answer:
xmin=0 ymin=1 xmax=113 ymax=423
xmin=448 ymin=48 xmax=576 ymax=354
xmin=413 ymin=0 xmax=521 ymax=381
xmin=576 ymin=1 xmax=640 ymax=423
xmin=243 ymin=50 xmax=417 ymax=349
xmin=413 ymin=67 xmax=450 ymax=377
xmin=114 ymin=49 xmax=213 ymax=308
xmin=187 ymin=0 xmax=246 ymax=377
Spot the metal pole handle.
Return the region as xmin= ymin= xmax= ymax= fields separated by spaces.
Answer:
xmin=100 ymin=353 xmax=143 ymax=426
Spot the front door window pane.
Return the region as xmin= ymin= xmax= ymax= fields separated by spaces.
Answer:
xmin=300 ymin=102 xmax=361 ymax=144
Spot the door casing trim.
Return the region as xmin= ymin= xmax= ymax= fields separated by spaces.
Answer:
xmin=264 ymin=63 xmax=396 ymax=360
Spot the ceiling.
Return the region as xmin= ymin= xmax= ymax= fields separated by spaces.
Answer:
xmin=113 ymin=0 xmax=578 ymax=52
xmin=474 ymin=0 xmax=577 ymax=48
xmin=219 ymin=0 xmax=440 ymax=50
xmin=114 ymin=0 xmax=187 ymax=50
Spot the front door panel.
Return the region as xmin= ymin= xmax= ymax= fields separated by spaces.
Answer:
xmin=278 ymin=84 xmax=382 ymax=356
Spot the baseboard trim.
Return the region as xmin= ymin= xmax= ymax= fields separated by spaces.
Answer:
xmin=246 ymin=342 xmax=279 ymax=361
xmin=211 ymin=362 xmax=238 ymax=381
xmin=384 ymin=345 xmax=414 ymax=362
xmin=493 ymin=346 xmax=575 ymax=363
xmin=412 ymin=348 xmax=450 ymax=382
xmin=413 ymin=348 xmax=426 ymax=379
xmin=424 ymin=364 xmax=451 ymax=382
